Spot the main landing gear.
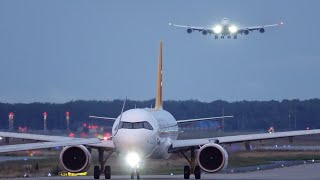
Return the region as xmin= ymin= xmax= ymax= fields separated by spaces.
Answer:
xmin=94 ymin=148 xmax=113 ymax=179
xmin=214 ymin=35 xmax=237 ymax=39
xmin=180 ymin=147 xmax=201 ymax=179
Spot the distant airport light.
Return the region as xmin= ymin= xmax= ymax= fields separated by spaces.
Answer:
xmin=213 ymin=25 xmax=223 ymax=34
xmin=105 ymin=132 xmax=110 ymax=138
xmin=69 ymin=132 xmax=75 ymax=137
xmin=66 ymin=111 xmax=70 ymax=131
xmin=8 ymin=112 xmax=14 ymax=131
xmin=80 ymin=132 xmax=88 ymax=138
xmin=103 ymin=132 xmax=111 ymax=140
xmin=228 ymin=25 xmax=238 ymax=33
xmin=43 ymin=112 xmax=48 ymax=131
xmin=9 ymin=112 xmax=14 ymax=117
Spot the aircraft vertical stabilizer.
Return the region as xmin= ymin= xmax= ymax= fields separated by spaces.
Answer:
xmin=155 ymin=41 xmax=163 ymax=109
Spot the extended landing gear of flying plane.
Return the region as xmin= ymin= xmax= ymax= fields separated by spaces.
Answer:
xmin=94 ymin=148 xmax=113 ymax=179
xmin=214 ymin=35 xmax=237 ymax=39
xmin=180 ymin=147 xmax=201 ymax=179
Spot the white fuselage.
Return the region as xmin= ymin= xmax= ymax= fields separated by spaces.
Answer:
xmin=112 ymin=108 xmax=179 ymax=160
xmin=220 ymin=18 xmax=232 ymax=35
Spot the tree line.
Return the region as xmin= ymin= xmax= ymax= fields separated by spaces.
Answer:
xmin=0 ymin=99 xmax=320 ymax=131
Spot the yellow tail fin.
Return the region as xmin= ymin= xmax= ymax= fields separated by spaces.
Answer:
xmin=155 ymin=41 xmax=163 ymax=109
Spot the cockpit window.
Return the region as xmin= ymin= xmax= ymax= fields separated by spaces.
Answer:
xmin=133 ymin=122 xmax=144 ymax=129
xmin=143 ymin=121 xmax=153 ymax=130
xmin=119 ymin=121 xmax=153 ymax=130
xmin=122 ymin=122 xmax=133 ymax=129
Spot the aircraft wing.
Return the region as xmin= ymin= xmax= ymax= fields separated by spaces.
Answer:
xmin=169 ymin=23 xmax=205 ymax=32
xmin=0 ymin=131 xmax=116 ymax=153
xmin=169 ymin=22 xmax=283 ymax=35
xmin=0 ymin=138 xmax=100 ymax=153
xmin=0 ymin=131 xmax=75 ymax=141
xmin=170 ymin=129 xmax=320 ymax=152
xmin=239 ymin=22 xmax=284 ymax=33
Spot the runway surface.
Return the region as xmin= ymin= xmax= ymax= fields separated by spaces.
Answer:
xmin=6 ymin=162 xmax=320 ymax=180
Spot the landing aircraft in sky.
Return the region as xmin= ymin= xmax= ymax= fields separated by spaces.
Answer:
xmin=169 ymin=18 xmax=284 ymax=39
xmin=0 ymin=41 xmax=319 ymax=180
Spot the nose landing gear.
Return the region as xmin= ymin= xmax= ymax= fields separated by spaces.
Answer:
xmin=130 ymin=166 xmax=141 ymax=179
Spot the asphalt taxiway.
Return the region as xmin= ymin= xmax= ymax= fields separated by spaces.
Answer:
xmin=6 ymin=162 xmax=320 ymax=180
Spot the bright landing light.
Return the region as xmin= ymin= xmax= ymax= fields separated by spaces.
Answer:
xmin=126 ymin=152 xmax=141 ymax=168
xmin=213 ymin=25 xmax=222 ymax=34
xmin=228 ymin=25 xmax=238 ymax=33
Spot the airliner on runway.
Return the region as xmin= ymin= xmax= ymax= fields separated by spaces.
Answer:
xmin=0 ymin=42 xmax=319 ymax=180
xmin=169 ymin=18 xmax=283 ymax=39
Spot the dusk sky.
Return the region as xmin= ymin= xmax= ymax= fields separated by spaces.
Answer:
xmin=0 ymin=0 xmax=319 ymax=103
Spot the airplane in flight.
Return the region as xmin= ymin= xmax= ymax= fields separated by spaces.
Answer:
xmin=0 ymin=41 xmax=320 ymax=180
xmin=169 ymin=18 xmax=284 ymax=39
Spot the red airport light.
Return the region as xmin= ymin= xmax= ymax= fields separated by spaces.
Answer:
xmin=103 ymin=133 xmax=111 ymax=141
xmin=9 ymin=112 xmax=14 ymax=118
xmin=66 ymin=111 xmax=70 ymax=116
xmin=68 ymin=132 xmax=75 ymax=137
xmin=80 ymin=132 xmax=88 ymax=138
xmin=43 ymin=112 xmax=47 ymax=116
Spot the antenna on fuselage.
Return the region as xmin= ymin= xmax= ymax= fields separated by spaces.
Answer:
xmin=155 ymin=41 xmax=163 ymax=110
xmin=119 ymin=97 xmax=127 ymax=121
xmin=114 ymin=97 xmax=127 ymax=136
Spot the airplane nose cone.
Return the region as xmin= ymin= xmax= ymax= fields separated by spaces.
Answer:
xmin=114 ymin=129 xmax=157 ymax=157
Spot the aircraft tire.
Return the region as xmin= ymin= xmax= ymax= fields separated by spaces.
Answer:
xmin=137 ymin=172 xmax=140 ymax=180
xmin=104 ymin=165 xmax=111 ymax=179
xmin=184 ymin=165 xmax=190 ymax=179
xmin=94 ymin=165 xmax=100 ymax=179
xmin=194 ymin=166 xmax=201 ymax=179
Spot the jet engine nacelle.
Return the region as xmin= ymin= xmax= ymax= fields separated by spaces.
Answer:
xmin=259 ymin=28 xmax=265 ymax=33
xmin=244 ymin=29 xmax=249 ymax=35
xmin=59 ymin=145 xmax=92 ymax=173
xmin=187 ymin=28 xmax=193 ymax=34
xmin=202 ymin=30 xmax=208 ymax=35
xmin=197 ymin=143 xmax=228 ymax=173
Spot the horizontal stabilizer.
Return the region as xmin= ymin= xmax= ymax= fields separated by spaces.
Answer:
xmin=89 ymin=116 xmax=117 ymax=120
xmin=176 ymin=116 xmax=234 ymax=123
